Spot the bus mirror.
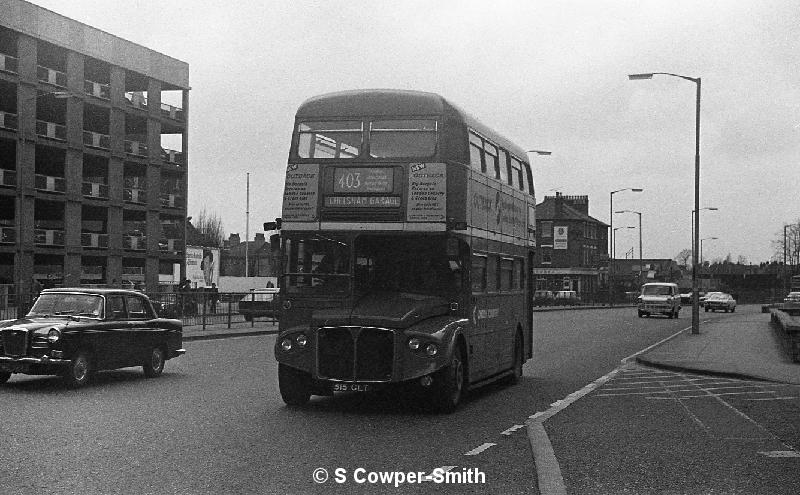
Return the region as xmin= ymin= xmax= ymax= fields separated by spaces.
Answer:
xmin=270 ymin=234 xmax=280 ymax=250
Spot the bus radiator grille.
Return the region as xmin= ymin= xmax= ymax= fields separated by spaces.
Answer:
xmin=317 ymin=327 xmax=394 ymax=382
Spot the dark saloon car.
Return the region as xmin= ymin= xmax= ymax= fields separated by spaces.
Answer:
xmin=0 ymin=288 xmax=185 ymax=387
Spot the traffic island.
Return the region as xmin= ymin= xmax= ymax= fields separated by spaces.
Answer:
xmin=769 ymin=309 xmax=800 ymax=363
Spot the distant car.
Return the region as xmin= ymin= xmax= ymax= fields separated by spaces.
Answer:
xmin=782 ymin=292 xmax=800 ymax=312
xmin=533 ymin=290 xmax=555 ymax=306
xmin=553 ymin=290 xmax=581 ymax=306
xmin=704 ymin=293 xmax=736 ymax=313
xmin=637 ymin=282 xmax=681 ymax=318
xmin=238 ymin=288 xmax=280 ymax=321
xmin=699 ymin=291 xmax=723 ymax=307
xmin=680 ymin=291 xmax=693 ymax=305
xmin=0 ymin=288 xmax=185 ymax=387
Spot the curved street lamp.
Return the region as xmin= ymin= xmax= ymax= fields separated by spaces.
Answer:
xmin=609 ymin=188 xmax=643 ymax=306
xmin=700 ymin=236 xmax=718 ymax=265
xmin=616 ymin=210 xmax=643 ymax=284
xmin=630 ymin=71 xmax=702 ymax=334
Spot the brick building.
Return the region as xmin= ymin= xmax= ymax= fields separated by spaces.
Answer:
xmin=533 ymin=193 xmax=609 ymax=302
xmin=0 ymin=1 xmax=189 ymax=294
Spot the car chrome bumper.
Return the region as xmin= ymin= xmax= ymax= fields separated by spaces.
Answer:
xmin=174 ymin=348 xmax=187 ymax=356
xmin=0 ymin=355 xmax=71 ymax=365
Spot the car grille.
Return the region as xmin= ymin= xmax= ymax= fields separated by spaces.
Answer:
xmin=1 ymin=328 xmax=29 ymax=357
xmin=317 ymin=327 xmax=394 ymax=382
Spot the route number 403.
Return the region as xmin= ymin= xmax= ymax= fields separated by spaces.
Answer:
xmin=338 ymin=172 xmax=361 ymax=189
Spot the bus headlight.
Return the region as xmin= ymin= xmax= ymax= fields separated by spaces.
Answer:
xmin=408 ymin=338 xmax=421 ymax=351
xmin=296 ymin=334 xmax=307 ymax=347
xmin=280 ymin=338 xmax=293 ymax=352
xmin=425 ymin=343 xmax=438 ymax=356
xmin=47 ymin=328 xmax=61 ymax=344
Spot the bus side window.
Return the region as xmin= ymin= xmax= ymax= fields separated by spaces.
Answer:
xmin=499 ymin=149 xmax=509 ymax=185
xmin=484 ymin=143 xmax=498 ymax=180
xmin=469 ymin=132 xmax=483 ymax=173
xmin=471 ymin=255 xmax=487 ymax=292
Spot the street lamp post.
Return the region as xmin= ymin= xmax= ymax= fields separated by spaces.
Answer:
xmin=630 ymin=71 xmax=701 ymax=334
xmin=616 ymin=210 xmax=642 ymax=285
xmin=691 ymin=207 xmax=718 ymax=262
xmin=609 ymin=188 xmax=643 ymax=306
xmin=700 ymin=236 xmax=718 ymax=266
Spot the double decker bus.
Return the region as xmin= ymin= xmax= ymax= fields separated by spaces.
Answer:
xmin=274 ymin=89 xmax=536 ymax=412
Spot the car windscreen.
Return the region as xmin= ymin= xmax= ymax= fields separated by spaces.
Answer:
xmin=28 ymin=293 xmax=104 ymax=318
xmin=641 ymin=286 xmax=671 ymax=296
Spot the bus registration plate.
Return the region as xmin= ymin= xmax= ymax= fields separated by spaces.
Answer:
xmin=333 ymin=383 xmax=371 ymax=392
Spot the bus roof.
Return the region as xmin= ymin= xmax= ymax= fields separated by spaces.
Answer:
xmin=295 ymin=89 xmax=529 ymax=160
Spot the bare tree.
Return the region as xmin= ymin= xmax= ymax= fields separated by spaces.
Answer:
xmin=772 ymin=219 xmax=800 ymax=265
xmin=675 ymin=248 xmax=692 ymax=269
xmin=193 ymin=208 xmax=225 ymax=247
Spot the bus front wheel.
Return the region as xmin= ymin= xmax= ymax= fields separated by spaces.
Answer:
xmin=431 ymin=344 xmax=466 ymax=413
xmin=279 ymin=363 xmax=311 ymax=406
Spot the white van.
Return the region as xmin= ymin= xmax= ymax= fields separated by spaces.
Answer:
xmin=637 ymin=282 xmax=681 ymax=318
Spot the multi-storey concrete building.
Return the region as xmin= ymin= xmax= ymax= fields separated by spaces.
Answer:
xmin=532 ymin=193 xmax=609 ymax=302
xmin=0 ymin=1 xmax=189 ymax=294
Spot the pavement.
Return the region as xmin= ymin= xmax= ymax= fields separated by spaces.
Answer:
xmin=635 ymin=305 xmax=800 ymax=385
xmin=180 ymin=305 xmax=799 ymax=385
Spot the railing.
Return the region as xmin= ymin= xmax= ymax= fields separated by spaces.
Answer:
xmin=0 ymin=226 xmax=16 ymax=243
xmin=124 ymin=139 xmax=148 ymax=157
xmin=123 ymin=235 xmax=147 ymax=250
xmin=160 ymin=102 xmax=185 ymax=122
xmin=160 ymin=193 xmax=182 ymax=208
xmin=80 ymin=232 xmax=109 ymax=249
xmin=0 ymin=53 xmax=18 ymax=74
xmin=160 ymin=148 xmax=184 ymax=165
xmin=82 ymin=181 xmax=109 ymax=199
xmin=0 ymin=169 xmax=17 ymax=187
xmin=0 ymin=289 xmax=271 ymax=331
xmin=34 ymin=228 xmax=65 ymax=246
xmin=84 ymin=80 xmax=110 ymax=99
xmin=36 ymin=120 xmax=67 ymax=140
xmin=37 ymin=65 xmax=67 ymax=87
xmin=124 ymin=91 xmax=148 ymax=110
xmin=83 ymin=130 xmax=111 ymax=149
xmin=0 ymin=111 xmax=18 ymax=131
xmin=34 ymin=174 xmax=66 ymax=193
xmin=123 ymin=187 xmax=146 ymax=204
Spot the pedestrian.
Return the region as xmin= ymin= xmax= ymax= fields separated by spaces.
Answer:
xmin=209 ymin=283 xmax=219 ymax=314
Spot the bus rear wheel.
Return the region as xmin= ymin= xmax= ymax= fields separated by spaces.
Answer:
xmin=431 ymin=345 xmax=466 ymax=413
xmin=279 ymin=363 xmax=311 ymax=406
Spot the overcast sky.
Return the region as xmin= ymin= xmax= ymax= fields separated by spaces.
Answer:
xmin=31 ymin=0 xmax=800 ymax=263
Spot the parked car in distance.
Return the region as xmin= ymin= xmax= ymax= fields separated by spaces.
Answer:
xmin=704 ymin=292 xmax=736 ymax=313
xmin=0 ymin=288 xmax=185 ymax=387
xmin=238 ymin=288 xmax=280 ymax=321
xmin=533 ymin=290 xmax=555 ymax=306
xmin=699 ymin=291 xmax=722 ymax=307
xmin=680 ymin=291 xmax=694 ymax=305
xmin=637 ymin=282 xmax=681 ymax=318
xmin=553 ymin=290 xmax=581 ymax=306
xmin=783 ymin=291 xmax=800 ymax=314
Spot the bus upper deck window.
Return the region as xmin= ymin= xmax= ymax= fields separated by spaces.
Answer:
xmin=297 ymin=121 xmax=362 ymax=159
xmin=369 ymin=119 xmax=437 ymax=158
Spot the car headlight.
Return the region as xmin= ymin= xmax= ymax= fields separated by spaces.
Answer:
xmin=408 ymin=338 xmax=421 ymax=351
xmin=47 ymin=328 xmax=61 ymax=344
xmin=280 ymin=338 xmax=293 ymax=352
xmin=296 ymin=334 xmax=307 ymax=347
xmin=425 ymin=343 xmax=438 ymax=356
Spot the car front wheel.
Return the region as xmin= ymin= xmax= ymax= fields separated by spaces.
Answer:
xmin=63 ymin=351 xmax=92 ymax=388
xmin=143 ymin=347 xmax=166 ymax=378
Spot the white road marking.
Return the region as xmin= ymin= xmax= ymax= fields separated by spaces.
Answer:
xmin=759 ymin=451 xmax=800 ymax=458
xmin=464 ymin=443 xmax=496 ymax=456
xmin=501 ymin=424 xmax=526 ymax=436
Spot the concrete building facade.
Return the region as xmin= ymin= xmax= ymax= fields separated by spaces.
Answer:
xmin=0 ymin=0 xmax=189 ymax=294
